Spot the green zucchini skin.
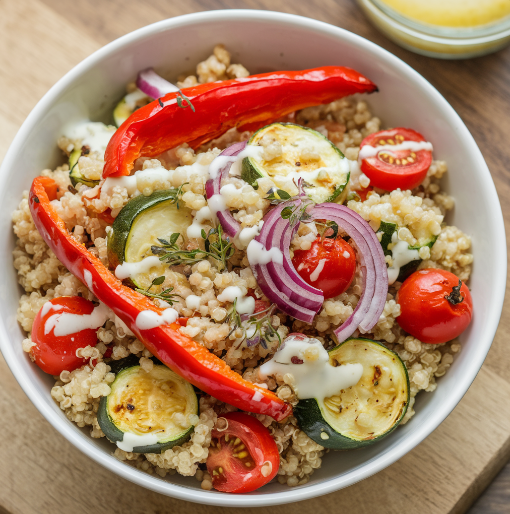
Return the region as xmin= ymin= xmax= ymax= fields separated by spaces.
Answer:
xmin=241 ymin=122 xmax=349 ymax=204
xmin=294 ymin=338 xmax=410 ymax=450
xmin=98 ymin=361 xmax=198 ymax=454
xmin=107 ymin=190 xmax=178 ymax=270
xmin=378 ymin=220 xmax=437 ymax=282
xmin=68 ymin=148 xmax=100 ymax=188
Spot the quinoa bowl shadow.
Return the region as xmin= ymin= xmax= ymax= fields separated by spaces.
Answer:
xmin=0 ymin=9 xmax=506 ymax=507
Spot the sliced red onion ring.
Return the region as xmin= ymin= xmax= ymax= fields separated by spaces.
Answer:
xmin=248 ymin=199 xmax=324 ymax=324
xmin=205 ymin=141 xmax=247 ymax=238
xmin=248 ymin=201 xmax=388 ymax=341
xmin=136 ymin=68 xmax=179 ymax=99
xmin=310 ymin=204 xmax=387 ymax=341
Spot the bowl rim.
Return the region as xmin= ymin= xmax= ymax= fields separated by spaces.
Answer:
xmin=0 ymin=8 xmax=506 ymax=508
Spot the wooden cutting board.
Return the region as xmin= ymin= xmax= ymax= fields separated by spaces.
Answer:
xmin=1 ymin=1 xmax=509 ymax=513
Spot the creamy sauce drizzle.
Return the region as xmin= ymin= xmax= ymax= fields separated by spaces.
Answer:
xmin=135 ymin=308 xmax=179 ymax=330
xmin=259 ymin=335 xmax=363 ymax=401
xmin=63 ymin=121 xmax=115 ymax=156
xmin=309 ymin=258 xmax=327 ymax=282
xmin=115 ymin=256 xmax=161 ymax=280
xmin=116 ymin=431 xmax=160 ymax=452
xmin=209 ymin=145 xmax=265 ymax=180
xmin=235 ymin=221 xmax=264 ymax=250
xmin=185 ymin=295 xmax=201 ymax=311
xmin=386 ymin=232 xmax=420 ymax=284
xmin=358 ymin=141 xmax=433 ymax=161
xmin=41 ymin=302 xmax=60 ymax=318
xmin=83 ymin=269 xmax=93 ymax=290
xmin=247 ymin=240 xmax=284 ymax=266
xmin=44 ymin=303 xmax=109 ymax=337
xmin=217 ymin=286 xmax=255 ymax=315
xmin=102 ymin=155 xmax=212 ymax=196
xmin=187 ymin=206 xmax=214 ymax=239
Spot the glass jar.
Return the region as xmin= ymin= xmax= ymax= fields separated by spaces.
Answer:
xmin=357 ymin=0 xmax=510 ymax=59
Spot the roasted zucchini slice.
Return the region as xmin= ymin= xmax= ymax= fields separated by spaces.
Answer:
xmin=295 ymin=338 xmax=409 ymax=450
xmin=113 ymin=89 xmax=151 ymax=127
xmin=241 ymin=123 xmax=350 ymax=203
xmin=378 ymin=221 xmax=437 ymax=283
xmin=97 ymin=362 xmax=198 ymax=453
xmin=107 ymin=190 xmax=192 ymax=289
xmin=69 ymin=147 xmax=99 ymax=188
xmin=65 ymin=122 xmax=116 ymax=188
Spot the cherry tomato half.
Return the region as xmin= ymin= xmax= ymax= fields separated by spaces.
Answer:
xmin=359 ymin=128 xmax=432 ymax=191
xmin=292 ymin=236 xmax=356 ymax=299
xmin=206 ymin=412 xmax=279 ymax=493
xmin=31 ymin=297 xmax=98 ymax=375
xmin=397 ymin=269 xmax=473 ymax=344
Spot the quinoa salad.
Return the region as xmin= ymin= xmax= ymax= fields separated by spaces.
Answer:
xmin=13 ymin=46 xmax=473 ymax=493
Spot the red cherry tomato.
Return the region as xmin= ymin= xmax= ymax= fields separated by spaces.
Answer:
xmin=292 ymin=236 xmax=356 ymax=299
xmin=397 ymin=269 xmax=473 ymax=344
xmin=31 ymin=297 xmax=99 ymax=375
xmin=354 ymin=186 xmax=374 ymax=202
xmin=206 ymin=412 xmax=279 ymax=493
xmin=359 ymin=128 xmax=432 ymax=191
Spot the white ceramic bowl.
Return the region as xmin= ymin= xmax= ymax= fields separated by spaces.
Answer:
xmin=0 ymin=9 xmax=506 ymax=507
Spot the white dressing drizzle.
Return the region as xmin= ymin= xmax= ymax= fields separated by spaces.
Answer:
xmin=259 ymin=335 xmax=363 ymax=401
xmin=41 ymin=302 xmax=60 ymax=318
xmin=209 ymin=145 xmax=265 ymax=180
xmin=247 ymin=240 xmax=284 ymax=266
xmin=207 ymin=183 xmax=239 ymax=220
xmin=135 ymin=308 xmax=179 ymax=330
xmin=235 ymin=221 xmax=264 ymax=250
xmin=358 ymin=140 xmax=433 ymax=161
xmin=116 ymin=432 xmax=160 ymax=452
xmin=102 ymin=175 xmax=138 ymax=196
xmin=83 ymin=269 xmax=93 ymax=290
xmin=102 ymin=154 xmax=212 ymax=196
xmin=115 ymin=256 xmax=161 ymax=280
xmin=386 ymin=232 xmax=420 ymax=285
xmin=309 ymin=258 xmax=327 ymax=282
xmin=44 ymin=303 xmax=110 ymax=337
xmin=63 ymin=121 xmax=116 ymax=156
xmin=187 ymin=206 xmax=214 ymax=239
xmin=217 ymin=286 xmax=255 ymax=315
xmin=185 ymin=294 xmax=201 ymax=311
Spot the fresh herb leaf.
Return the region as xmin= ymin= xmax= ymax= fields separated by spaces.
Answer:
xmin=135 ymin=276 xmax=181 ymax=305
xmin=281 ymin=206 xmax=293 ymax=219
xmin=226 ymin=301 xmax=281 ymax=349
xmin=325 ymin=221 xmax=339 ymax=239
xmin=151 ymin=224 xmax=234 ymax=271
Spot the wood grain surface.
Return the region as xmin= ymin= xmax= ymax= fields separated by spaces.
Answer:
xmin=0 ymin=1 xmax=509 ymax=513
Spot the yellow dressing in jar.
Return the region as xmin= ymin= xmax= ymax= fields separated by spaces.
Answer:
xmin=379 ymin=0 xmax=510 ymax=28
xmin=357 ymin=0 xmax=510 ymax=58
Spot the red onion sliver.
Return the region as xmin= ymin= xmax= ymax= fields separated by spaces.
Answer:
xmin=205 ymin=141 xmax=247 ymax=238
xmin=248 ymin=201 xmax=387 ymax=341
xmin=136 ymin=68 xmax=179 ymax=99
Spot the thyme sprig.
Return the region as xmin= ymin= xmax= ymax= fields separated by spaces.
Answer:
xmin=135 ymin=275 xmax=181 ymax=305
xmin=151 ymin=224 xmax=234 ymax=271
xmin=176 ymin=90 xmax=195 ymax=112
xmin=226 ymin=300 xmax=281 ymax=350
xmin=167 ymin=183 xmax=187 ymax=210
xmin=265 ymin=179 xmax=315 ymax=228
xmin=158 ymin=91 xmax=196 ymax=112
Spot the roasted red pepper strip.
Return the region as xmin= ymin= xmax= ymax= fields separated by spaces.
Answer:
xmin=103 ymin=66 xmax=377 ymax=178
xmin=29 ymin=177 xmax=292 ymax=421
